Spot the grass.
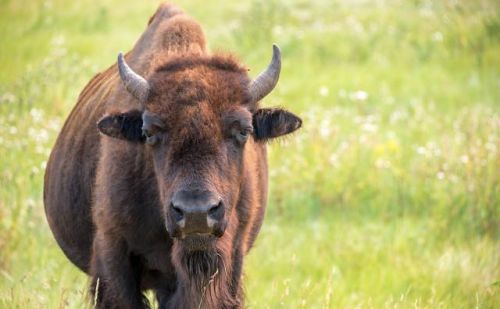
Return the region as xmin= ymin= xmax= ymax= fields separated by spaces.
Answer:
xmin=0 ymin=0 xmax=499 ymax=307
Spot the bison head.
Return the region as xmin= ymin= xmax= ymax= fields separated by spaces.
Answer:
xmin=97 ymin=46 xmax=301 ymax=253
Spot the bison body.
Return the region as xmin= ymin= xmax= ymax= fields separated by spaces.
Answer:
xmin=44 ymin=3 xmax=301 ymax=308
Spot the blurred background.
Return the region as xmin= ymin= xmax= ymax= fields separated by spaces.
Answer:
xmin=0 ymin=0 xmax=498 ymax=307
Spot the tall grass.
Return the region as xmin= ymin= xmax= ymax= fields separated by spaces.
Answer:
xmin=0 ymin=0 xmax=498 ymax=307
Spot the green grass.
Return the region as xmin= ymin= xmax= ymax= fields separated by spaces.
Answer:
xmin=1 ymin=0 xmax=499 ymax=307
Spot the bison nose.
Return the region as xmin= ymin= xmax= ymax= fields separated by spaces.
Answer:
xmin=170 ymin=190 xmax=225 ymax=237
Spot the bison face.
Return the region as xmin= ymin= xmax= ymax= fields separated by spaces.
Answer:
xmin=140 ymin=103 xmax=255 ymax=252
xmin=97 ymin=46 xmax=301 ymax=252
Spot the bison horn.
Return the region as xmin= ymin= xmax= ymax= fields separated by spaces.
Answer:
xmin=249 ymin=44 xmax=281 ymax=103
xmin=117 ymin=52 xmax=150 ymax=102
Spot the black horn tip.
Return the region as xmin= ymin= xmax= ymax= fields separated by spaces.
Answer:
xmin=117 ymin=52 xmax=124 ymax=66
xmin=272 ymin=44 xmax=280 ymax=54
xmin=272 ymin=44 xmax=281 ymax=61
xmin=117 ymin=52 xmax=124 ymax=72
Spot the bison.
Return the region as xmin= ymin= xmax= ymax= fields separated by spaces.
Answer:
xmin=44 ymin=3 xmax=301 ymax=308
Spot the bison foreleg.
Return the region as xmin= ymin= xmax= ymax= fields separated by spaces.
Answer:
xmin=90 ymin=235 xmax=149 ymax=309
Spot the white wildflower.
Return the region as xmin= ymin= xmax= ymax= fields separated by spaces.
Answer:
xmin=272 ymin=25 xmax=284 ymax=36
xmin=350 ymin=90 xmax=368 ymax=101
xmin=30 ymin=108 xmax=44 ymax=123
xmin=432 ymin=32 xmax=443 ymax=42
xmin=375 ymin=158 xmax=391 ymax=169
xmin=319 ymin=86 xmax=329 ymax=97
xmin=362 ymin=122 xmax=378 ymax=133
xmin=329 ymin=154 xmax=340 ymax=168
xmin=460 ymin=155 xmax=469 ymax=164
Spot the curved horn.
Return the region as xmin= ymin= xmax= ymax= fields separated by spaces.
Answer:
xmin=249 ymin=44 xmax=281 ymax=102
xmin=117 ymin=52 xmax=150 ymax=102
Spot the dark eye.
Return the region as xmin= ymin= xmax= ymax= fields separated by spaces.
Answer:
xmin=142 ymin=128 xmax=153 ymax=138
xmin=141 ymin=111 xmax=165 ymax=146
xmin=146 ymin=135 xmax=159 ymax=145
xmin=142 ymin=128 xmax=160 ymax=146
xmin=234 ymin=127 xmax=253 ymax=145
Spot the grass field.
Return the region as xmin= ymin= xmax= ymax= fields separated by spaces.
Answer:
xmin=0 ymin=0 xmax=499 ymax=307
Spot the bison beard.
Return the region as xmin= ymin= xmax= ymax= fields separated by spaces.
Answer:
xmin=169 ymin=240 xmax=239 ymax=308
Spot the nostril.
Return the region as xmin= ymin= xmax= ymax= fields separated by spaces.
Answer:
xmin=171 ymin=203 xmax=184 ymax=222
xmin=208 ymin=201 xmax=224 ymax=220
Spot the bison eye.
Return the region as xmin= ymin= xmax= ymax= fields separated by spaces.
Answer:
xmin=142 ymin=129 xmax=160 ymax=146
xmin=143 ymin=129 xmax=152 ymax=138
xmin=234 ymin=127 xmax=253 ymax=145
xmin=141 ymin=112 xmax=165 ymax=146
xmin=146 ymin=135 xmax=159 ymax=145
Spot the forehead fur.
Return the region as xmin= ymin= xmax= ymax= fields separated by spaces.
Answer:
xmin=155 ymin=54 xmax=247 ymax=75
xmin=146 ymin=54 xmax=254 ymax=117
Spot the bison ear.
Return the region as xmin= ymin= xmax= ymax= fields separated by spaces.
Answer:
xmin=97 ymin=109 xmax=145 ymax=142
xmin=253 ymin=108 xmax=302 ymax=141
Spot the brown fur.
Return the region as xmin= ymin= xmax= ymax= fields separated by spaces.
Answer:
xmin=44 ymin=3 xmax=301 ymax=308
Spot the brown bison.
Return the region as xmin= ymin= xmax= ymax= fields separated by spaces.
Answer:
xmin=44 ymin=3 xmax=301 ymax=308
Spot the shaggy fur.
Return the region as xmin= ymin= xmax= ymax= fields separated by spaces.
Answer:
xmin=44 ymin=3 xmax=301 ymax=308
